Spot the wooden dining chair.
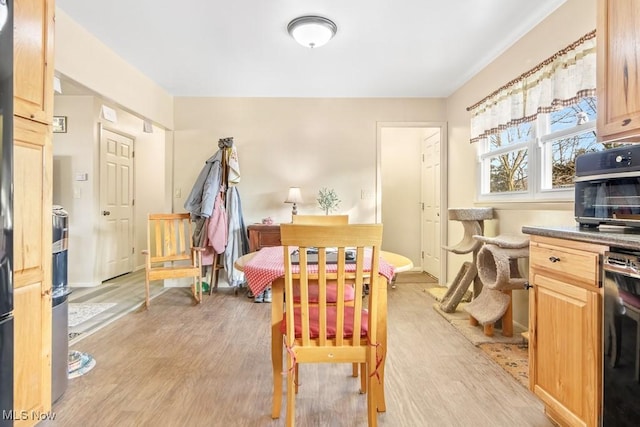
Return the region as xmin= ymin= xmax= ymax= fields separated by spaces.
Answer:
xmin=278 ymin=223 xmax=383 ymax=426
xmin=290 ymin=214 xmax=361 ymax=378
xmin=141 ymin=213 xmax=204 ymax=308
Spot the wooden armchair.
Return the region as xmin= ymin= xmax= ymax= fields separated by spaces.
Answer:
xmin=142 ymin=213 xmax=204 ymax=308
xmin=278 ymin=224 xmax=383 ymax=426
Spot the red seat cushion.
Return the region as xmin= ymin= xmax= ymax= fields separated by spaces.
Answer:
xmin=291 ymin=281 xmax=355 ymax=303
xmin=281 ymin=306 xmax=368 ymax=338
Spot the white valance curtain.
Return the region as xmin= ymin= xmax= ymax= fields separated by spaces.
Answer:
xmin=467 ymin=30 xmax=596 ymax=143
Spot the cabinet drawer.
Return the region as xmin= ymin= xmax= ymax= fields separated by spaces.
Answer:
xmin=530 ymin=243 xmax=600 ymax=287
xmin=258 ymin=231 xmax=281 ymax=248
xmin=247 ymin=224 xmax=282 ymax=252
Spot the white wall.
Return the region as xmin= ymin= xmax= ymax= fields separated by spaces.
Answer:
xmin=53 ymin=96 xmax=169 ymax=286
xmin=381 ymin=127 xmax=431 ymax=269
xmin=52 ymin=96 xmax=97 ymax=286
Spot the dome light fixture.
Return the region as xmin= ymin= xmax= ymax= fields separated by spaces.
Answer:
xmin=287 ymin=15 xmax=337 ymax=49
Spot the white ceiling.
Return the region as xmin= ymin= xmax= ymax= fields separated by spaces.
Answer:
xmin=56 ymin=0 xmax=567 ymax=98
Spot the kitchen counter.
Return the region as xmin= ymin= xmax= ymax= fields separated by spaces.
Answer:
xmin=522 ymin=225 xmax=640 ymax=251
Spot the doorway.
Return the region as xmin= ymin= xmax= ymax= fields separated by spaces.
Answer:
xmin=378 ymin=122 xmax=447 ymax=282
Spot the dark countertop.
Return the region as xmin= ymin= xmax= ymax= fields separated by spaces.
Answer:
xmin=522 ymin=225 xmax=640 ymax=251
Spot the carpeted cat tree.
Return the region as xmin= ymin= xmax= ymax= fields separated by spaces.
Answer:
xmin=463 ymin=234 xmax=529 ymax=337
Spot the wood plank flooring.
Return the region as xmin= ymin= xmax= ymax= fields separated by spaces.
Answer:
xmin=67 ymin=270 xmax=167 ymax=345
xmin=42 ymin=273 xmax=554 ymax=427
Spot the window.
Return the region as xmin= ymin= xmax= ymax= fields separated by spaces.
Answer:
xmin=468 ymin=31 xmax=599 ymax=203
xmin=477 ymin=96 xmax=602 ymax=202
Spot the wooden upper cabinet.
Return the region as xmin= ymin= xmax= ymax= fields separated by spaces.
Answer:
xmin=13 ymin=0 xmax=55 ymax=125
xmin=597 ymin=0 xmax=640 ymax=142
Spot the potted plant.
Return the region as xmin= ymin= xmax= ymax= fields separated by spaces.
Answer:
xmin=317 ymin=187 xmax=340 ymax=215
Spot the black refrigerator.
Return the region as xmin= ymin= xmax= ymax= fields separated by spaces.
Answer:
xmin=0 ymin=0 xmax=13 ymax=425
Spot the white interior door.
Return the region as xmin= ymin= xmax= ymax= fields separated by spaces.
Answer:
xmin=421 ymin=131 xmax=441 ymax=277
xmin=100 ymin=127 xmax=134 ymax=281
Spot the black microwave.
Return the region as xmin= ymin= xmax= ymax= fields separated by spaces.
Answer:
xmin=575 ymin=145 xmax=640 ymax=228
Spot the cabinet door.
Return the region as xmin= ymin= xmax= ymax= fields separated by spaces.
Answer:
xmin=13 ymin=117 xmax=52 ymax=425
xmin=13 ymin=0 xmax=55 ymax=124
xmin=597 ymin=0 xmax=640 ymax=141
xmin=530 ymin=271 xmax=601 ymax=427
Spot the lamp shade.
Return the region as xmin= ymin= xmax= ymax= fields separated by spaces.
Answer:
xmin=287 ymin=16 xmax=337 ymax=48
xmin=285 ymin=187 xmax=303 ymax=204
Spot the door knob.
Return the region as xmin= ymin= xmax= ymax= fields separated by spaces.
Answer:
xmin=102 ymin=210 xmax=111 ymax=216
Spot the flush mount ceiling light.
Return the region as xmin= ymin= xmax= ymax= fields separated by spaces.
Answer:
xmin=287 ymin=15 xmax=337 ymax=48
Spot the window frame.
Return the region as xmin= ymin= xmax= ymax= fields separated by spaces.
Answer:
xmin=476 ymin=112 xmax=597 ymax=203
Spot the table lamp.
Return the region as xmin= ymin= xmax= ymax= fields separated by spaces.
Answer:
xmin=284 ymin=187 xmax=303 ymax=215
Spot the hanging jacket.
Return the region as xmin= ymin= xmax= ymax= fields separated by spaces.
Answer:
xmin=183 ymin=150 xmax=223 ymax=219
xmin=224 ymin=186 xmax=249 ymax=287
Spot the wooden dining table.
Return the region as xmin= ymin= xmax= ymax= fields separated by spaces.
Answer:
xmin=234 ymin=247 xmax=413 ymax=417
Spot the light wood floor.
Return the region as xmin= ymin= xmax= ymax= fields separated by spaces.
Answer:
xmin=68 ymin=270 xmax=167 ymax=345
xmin=43 ymin=273 xmax=554 ymax=427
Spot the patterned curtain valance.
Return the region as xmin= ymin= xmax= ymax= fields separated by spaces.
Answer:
xmin=467 ymin=30 xmax=596 ymax=143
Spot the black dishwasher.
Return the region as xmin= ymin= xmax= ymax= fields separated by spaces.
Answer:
xmin=603 ymin=250 xmax=640 ymax=426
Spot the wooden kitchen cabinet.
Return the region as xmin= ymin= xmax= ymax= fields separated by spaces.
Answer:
xmin=528 ymin=235 xmax=605 ymax=427
xmin=13 ymin=0 xmax=55 ymax=424
xmin=596 ymin=0 xmax=640 ymax=142
xmin=247 ymin=224 xmax=281 ymax=252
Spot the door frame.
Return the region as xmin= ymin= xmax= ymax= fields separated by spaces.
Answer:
xmin=376 ymin=121 xmax=448 ymax=284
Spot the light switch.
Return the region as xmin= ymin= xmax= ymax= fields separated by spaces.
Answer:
xmin=74 ymin=172 xmax=88 ymax=181
xmin=73 ymin=187 xmax=81 ymax=199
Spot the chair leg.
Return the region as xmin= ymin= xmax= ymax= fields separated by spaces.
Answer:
xmin=144 ymin=274 xmax=150 ymax=309
xmin=352 ymin=363 xmax=359 ymax=377
xmin=367 ymin=359 xmax=377 ymax=427
xmin=209 ymin=254 xmax=222 ymax=295
xmin=359 ymin=363 xmax=366 ymax=393
xmin=285 ymin=355 xmax=296 ymax=426
xmin=192 ymin=277 xmax=202 ymax=304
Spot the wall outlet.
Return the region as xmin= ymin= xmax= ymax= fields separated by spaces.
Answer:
xmin=174 ymin=188 xmax=182 ymax=198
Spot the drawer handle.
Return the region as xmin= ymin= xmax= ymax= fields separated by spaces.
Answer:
xmin=523 ymin=282 xmax=532 ymax=290
xmin=548 ymin=256 xmax=560 ymax=263
xmin=622 ymin=118 xmax=632 ymax=126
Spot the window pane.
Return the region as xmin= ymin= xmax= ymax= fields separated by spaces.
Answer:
xmin=550 ymin=97 xmax=597 ymax=132
xmin=549 ymin=130 xmax=602 ymax=189
xmin=489 ymin=149 xmax=528 ymax=193
xmin=488 ymin=122 xmax=533 ymax=151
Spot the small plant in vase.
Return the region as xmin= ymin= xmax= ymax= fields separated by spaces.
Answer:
xmin=317 ymin=187 xmax=340 ymax=215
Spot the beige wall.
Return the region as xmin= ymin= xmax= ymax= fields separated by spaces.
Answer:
xmin=172 ymin=98 xmax=446 ymax=233
xmin=445 ymin=0 xmax=597 ymax=326
xmin=53 ymin=96 xmax=169 ymax=286
xmin=54 ymin=9 xmax=174 ymax=129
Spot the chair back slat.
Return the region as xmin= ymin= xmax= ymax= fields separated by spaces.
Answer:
xmin=147 ymin=213 xmax=193 ymax=263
